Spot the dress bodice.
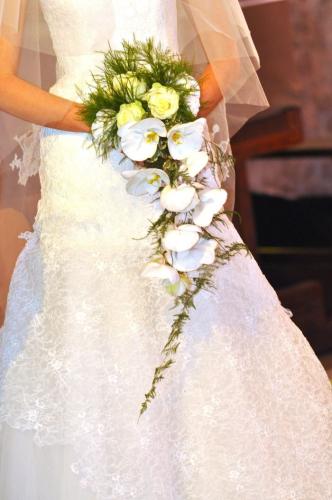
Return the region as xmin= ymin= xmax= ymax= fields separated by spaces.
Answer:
xmin=39 ymin=0 xmax=179 ymax=99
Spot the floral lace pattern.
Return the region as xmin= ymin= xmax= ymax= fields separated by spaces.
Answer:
xmin=9 ymin=125 xmax=42 ymax=186
xmin=1 ymin=130 xmax=332 ymax=499
xmin=1 ymin=1 xmax=332 ymax=498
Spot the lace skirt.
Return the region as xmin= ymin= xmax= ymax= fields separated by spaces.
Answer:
xmin=0 ymin=129 xmax=331 ymax=499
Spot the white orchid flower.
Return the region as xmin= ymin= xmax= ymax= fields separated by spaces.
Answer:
xmin=160 ymin=184 xmax=199 ymax=212
xmin=121 ymin=169 xmax=138 ymax=180
xmin=141 ymin=261 xmax=179 ymax=283
xmin=192 ymin=188 xmax=228 ymax=227
xmin=125 ymin=168 xmax=170 ymax=196
xmin=141 ymin=260 xmax=189 ymax=297
xmin=119 ymin=118 xmax=167 ymax=161
xmin=179 ymin=151 xmax=209 ymax=178
xmin=167 ymin=118 xmax=207 ymax=160
xmin=166 ymin=238 xmax=218 ymax=272
xmin=162 ymin=224 xmax=203 ymax=252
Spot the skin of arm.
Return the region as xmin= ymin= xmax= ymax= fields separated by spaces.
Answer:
xmin=197 ymin=64 xmax=223 ymax=119
xmin=0 ymin=25 xmax=226 ymax=134
xmin=0 ymin=28 xmax=223 ymax=133
xmin=0 ymin=35 xmax=90 ymax=132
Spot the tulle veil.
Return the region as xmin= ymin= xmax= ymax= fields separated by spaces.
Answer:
xmin=0 ymin=0 xmax=268 ymax=188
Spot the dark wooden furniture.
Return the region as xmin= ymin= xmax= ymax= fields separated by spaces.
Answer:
xmin=260 ymin=135 xmax=332 ymax=159
xmin=231 ymin=106 xmax=304 ymax=252
xmin=231 ymin=107 xmax=332 ymax=355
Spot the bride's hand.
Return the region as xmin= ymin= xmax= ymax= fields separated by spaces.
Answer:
xmin=53 ymin=102 xmax=91 ymax=133
xmin=197 ymin=64 xmax=223 ymax=118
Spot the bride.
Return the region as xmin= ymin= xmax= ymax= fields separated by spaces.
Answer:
xmin=0 ymin=1 xmax=331 ymax=499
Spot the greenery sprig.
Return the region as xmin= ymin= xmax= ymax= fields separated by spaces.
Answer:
xmin=138 ymin=208 xmax=249 ymax=420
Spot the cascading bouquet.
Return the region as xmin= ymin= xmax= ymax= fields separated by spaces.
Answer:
xmin=80 ymin=39 xmax=248 ymax=419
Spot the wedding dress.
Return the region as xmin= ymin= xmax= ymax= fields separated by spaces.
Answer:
xmin=0 ymin=1 xmax=331 ymax=499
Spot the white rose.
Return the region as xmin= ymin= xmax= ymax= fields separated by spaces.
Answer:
xmin=112 ymin=71 xmax=147 ymax=98
xmin=116 ymin=101 xmax=145 ymax=128
xmin=144 ymin=83 xmax=179 ymax=120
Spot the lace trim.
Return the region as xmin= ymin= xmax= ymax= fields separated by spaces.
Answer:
xmin=10 ymin=125 xmax=42 ymax=186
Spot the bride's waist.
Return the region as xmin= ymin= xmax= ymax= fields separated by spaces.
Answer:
xmin=50 ymin=53 xmax=105 ymax=101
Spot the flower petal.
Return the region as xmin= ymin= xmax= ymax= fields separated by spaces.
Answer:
xmin=162 ymin=224 xmax=201 ymax=252
xmin=121 ymin=169 xmax=138 ymax=180
xmin=126 ymin=172 xmax=156 ymax=195
xmin=141 ymin=262 xmax=180 ymax=283
xmin=117 ymin=121 xmax=137 ymax=138
xmin=192 ymin=203 xmax=214 ymax=227
xmin=180 ymin=151 xmax=208 ymax=177
xmin=120 ymin=118 xmax=167 ymax=161
xmin=91 ymin=120 xmax=103 ymax=142
xmin=163 ymin=278 xmax=187 ymax=296
xmin=160 ymin=184 xmax=198 ymax=212
xmin=192 ymin=188 xmax=228 ymax=227
xmin=167 ymin=118 xmax=207 ymax=160
xmin=132 ymin=118 xmax=167 ymax=137
xmin=171 ymin=238 xmax=218 ymax=272
xmin=177 ymin=75 xmax=201 ymax=116
xmin=92 ymin=109 xmax=114 ymax=142
xmin=126 ymin=168 xmax=170 ymax=196
xmin=109 ymin=149 xmax=135 ymax=173
xmin=199 ymin=188 xmax=228 ymax=210
xmin=121 ymin=130 xmax=158 ymax=161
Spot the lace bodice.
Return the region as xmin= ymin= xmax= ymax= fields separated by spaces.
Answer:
xmin=40 ymin=0 xmax=179 ymax=99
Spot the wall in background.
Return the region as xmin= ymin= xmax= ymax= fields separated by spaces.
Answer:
xmin=290 ymin=0 xmax=332 ymax=136
xmin=246 ymin=0 xmax=332 ymax=198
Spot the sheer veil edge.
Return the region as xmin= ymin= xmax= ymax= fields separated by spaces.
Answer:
xmin=0 ymin=0 xmax=268 ymax=187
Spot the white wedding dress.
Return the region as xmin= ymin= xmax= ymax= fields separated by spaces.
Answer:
xmin=0 ymin=1 xmax=331 ymax=499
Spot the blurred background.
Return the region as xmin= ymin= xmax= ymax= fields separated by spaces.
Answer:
xmin=0 ymin=0 xmax=331 ymax=373
xmin=234 ymin=0 xmax=332 ymax=375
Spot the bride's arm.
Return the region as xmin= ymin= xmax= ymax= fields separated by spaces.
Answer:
xmin=0 ymin=35 xmax=90 ymax=133
xmin=197 ymin=64 xmax=223 ymax=118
